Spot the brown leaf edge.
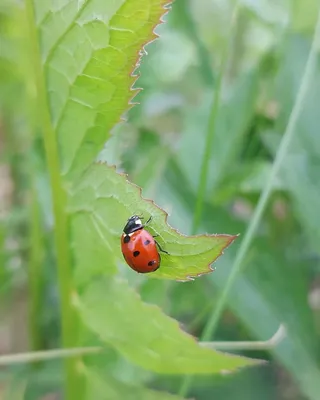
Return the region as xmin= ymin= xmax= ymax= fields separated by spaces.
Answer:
xmin=94 ymin=162 xmax=239 ymax=282
xmin=121 ymin=1 xmax=173 ymax=118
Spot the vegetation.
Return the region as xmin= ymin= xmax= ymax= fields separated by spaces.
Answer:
xmin=1 ymin=0 xmax=320 ymax=399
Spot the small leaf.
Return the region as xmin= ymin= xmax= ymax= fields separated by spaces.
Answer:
xmin=69 ymin=163 xmax=237 ymax=282
xmin=75 ymin=277 xmax=260 ymax=374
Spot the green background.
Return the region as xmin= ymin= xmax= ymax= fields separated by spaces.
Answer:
xmin=1 ymin=0 xmax=320 ymax=399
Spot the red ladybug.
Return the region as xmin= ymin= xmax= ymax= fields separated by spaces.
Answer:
xmin=121 ymin=215 xmax=168 ymax=273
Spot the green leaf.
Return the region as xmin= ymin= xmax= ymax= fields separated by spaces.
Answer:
xmin=211 ymin=249 xmax=320 ymax=400
xmin=265 ymin=35 xmax=320 ymax=253
xmin=177 ymin=70 xmax=258 ymax=195
xmin=29 ymin=0 xmax=258 ymax=387
xmin=291 ymin=0 xmax=319 ymax=33
xmin=85 ymin=367 xmax=186 ymax=400
xmin=34 ymin=0 xmax=170 ymax=180
xmin=3 ymin=378 xmax=27 ymax=400
xmin=69 ymin=163 xmax=237 ymax=282
xmin=211 ymin=161 xmax=287 ymax=205
xmin=75 ymin=277 xmax=260 ymax=374
xmin=198 ymin=204 xmax=320 ymax=400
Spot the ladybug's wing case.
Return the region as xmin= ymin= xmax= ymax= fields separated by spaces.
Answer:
xmin=121 ymin=230 xmax=160 ymax=273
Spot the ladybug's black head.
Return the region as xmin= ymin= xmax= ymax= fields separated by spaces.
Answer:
xmin=123 ymin=215 xmax=144 ymax=234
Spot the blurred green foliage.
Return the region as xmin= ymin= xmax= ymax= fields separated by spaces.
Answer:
xmin=1 ymin=0 xmax=320 ymax=399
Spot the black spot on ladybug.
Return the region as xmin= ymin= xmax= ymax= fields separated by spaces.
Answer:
xmin=133 ymin=251 xmax=140 ymax=257
xmin=148 ymin=260 xmax=156 ymax=266
xmin=124 ymin=235 xmax=130 ymax=243
xmin=144 ymin=239 xmax=151 ymax=245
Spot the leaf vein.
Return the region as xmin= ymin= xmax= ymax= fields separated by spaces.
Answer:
xmin=44 ymin=0 xmax=92 ymax=66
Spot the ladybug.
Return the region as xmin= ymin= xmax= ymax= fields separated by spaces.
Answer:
xmin=121 ymin=215 xmax=168 ymax=273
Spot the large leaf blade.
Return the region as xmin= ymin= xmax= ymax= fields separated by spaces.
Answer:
xmin=35 ymin=0 xmax=169 ymax=179
xmin=75 ymin=277 xmax=260 ymax=374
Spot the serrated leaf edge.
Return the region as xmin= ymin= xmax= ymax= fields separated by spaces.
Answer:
xmin=75 ymin=276 xmax=262 ymax=374
xmin=94 ymin=161 xmax=239 ymax=281
xmin=120 ymin=1 xmax=173 ymax=120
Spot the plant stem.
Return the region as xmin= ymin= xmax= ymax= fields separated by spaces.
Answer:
xmin=174 ymin=0 xmax=214 ymax=86
xmin=0 ymin=347 xmax=101 ymax=366
xmin=28 ymin=184 xmax=44 ymax=351
xmin=192 ymin=3 xmax=241 ymax=234
xmin=180 ymin=5 xmax=320 ymax=397
xmin=201 ymin=324 xmax=286 ymax=350
xmin=226 ymin=7 xmax=246 ymax=83
xmin=0 ymin=325 xmax=285 ymax=365
xmin=200 ymin=2 xmax=320 ymax=343
xmin=25 ymin=1 xmax=77 ymax=398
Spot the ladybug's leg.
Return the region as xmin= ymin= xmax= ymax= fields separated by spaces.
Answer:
xmin=145 ymin=216 xmax=152 ymax=225
xmin=155 ymin=240 xmax=169 ymax=255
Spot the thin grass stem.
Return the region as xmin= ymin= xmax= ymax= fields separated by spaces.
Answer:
xmin=180 ymin=4 xmax=320 ymax=397
xmin=192 ymin=3 xmax=241 ymax=234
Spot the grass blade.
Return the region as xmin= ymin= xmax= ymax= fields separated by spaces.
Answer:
xmin=192 ymin=2 xmax=241 ymax=233
xmin=180 ymin=3 xmax=320 ymax=397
